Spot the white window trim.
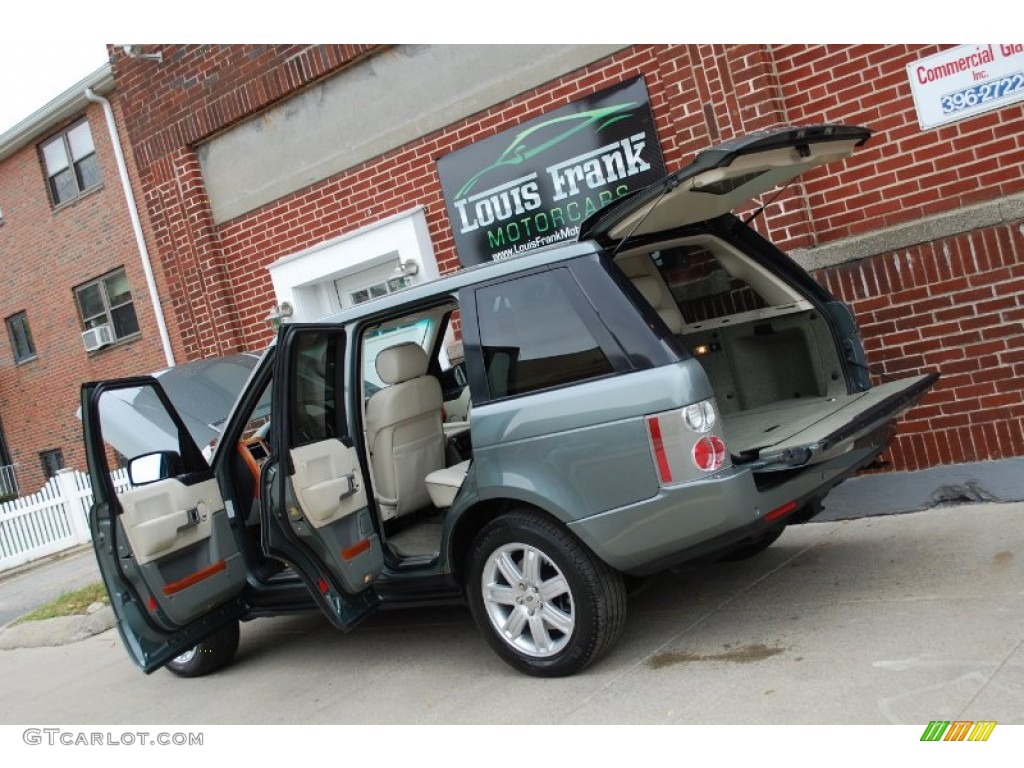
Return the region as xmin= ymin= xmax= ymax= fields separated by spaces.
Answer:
xmin=267 ymin=207 xmax=439 ymax=323
xmin=41 ymin=120 xmax=100 ymax=206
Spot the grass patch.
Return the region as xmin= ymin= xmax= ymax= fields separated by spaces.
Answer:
xmin=13 ymin=582 xmax=110 ymax=625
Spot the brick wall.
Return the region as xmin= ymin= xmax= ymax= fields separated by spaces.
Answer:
xmin=110 ymin=43 xmax=1024 ymax=473
xmin=111 ymin=45 xmax=379 ymax=360
xmin=816 ymin=223 xmax=1024 ymax=471
xmin=0 ymin=101 xmax=170 ymax=491
xmin=774 ymin=44 xmax=1024 ymax=239
xmin=769 ymin=44 xmax=1024 ymax=470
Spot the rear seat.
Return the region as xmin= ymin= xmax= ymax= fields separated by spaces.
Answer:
xmin=425 ymin=460 xmax=470 ymax=508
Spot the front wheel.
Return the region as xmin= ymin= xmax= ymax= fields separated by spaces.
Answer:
xmin=466 ymin=510 xmax=626 ymax=677
xmin=165 ymin=620 xmax=240 ymax=678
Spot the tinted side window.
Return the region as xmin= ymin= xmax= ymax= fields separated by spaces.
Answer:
xmin=291 ymin=332 xmax=340 ymax=445
xmin=476 ymin=271 xmax=613 ymax=398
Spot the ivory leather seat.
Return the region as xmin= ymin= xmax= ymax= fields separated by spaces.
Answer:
xmin=425 ymin=459 xmax=470 ymax=508
xmin=365 ymin=343 xmax=445 ymax=520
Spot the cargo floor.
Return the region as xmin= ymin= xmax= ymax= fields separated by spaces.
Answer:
xmin=721 ymin=374 xmax=935 ymax=458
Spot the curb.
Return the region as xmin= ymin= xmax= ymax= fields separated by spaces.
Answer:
xmin=0 ymin=606 xmax=116 ymax=651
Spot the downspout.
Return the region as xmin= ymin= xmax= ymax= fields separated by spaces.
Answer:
xmin=85 ymin=88 xmax=175 ymax=367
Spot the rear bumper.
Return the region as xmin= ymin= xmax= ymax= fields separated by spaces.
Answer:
xmin=568 ymin=425 xmax=888 ymax=576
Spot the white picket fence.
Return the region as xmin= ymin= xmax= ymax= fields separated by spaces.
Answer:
xmin=0 ymin=468 xmax=131 ymax=573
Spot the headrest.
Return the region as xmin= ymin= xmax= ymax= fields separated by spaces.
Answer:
xmin=376 ymin=342 xmax=429 ymax=385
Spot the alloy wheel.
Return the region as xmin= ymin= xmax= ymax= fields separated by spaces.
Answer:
xmin=480 ymin=542 xmax=576 ymax=658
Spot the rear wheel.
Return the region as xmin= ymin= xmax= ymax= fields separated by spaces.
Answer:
xmin=466 ymin=509 xmax=626 ymax=677
xmin=165 ymin=620 xmax=240 ymax=678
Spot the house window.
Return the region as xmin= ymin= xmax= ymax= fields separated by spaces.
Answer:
xmin=6 ymin=311 xmax=36 ymax=363
xmin=40 ymin=448 xmax=64 ymax=480
xmin=40 ymin=121 xmax=101 ymax=206
xmin=0 ymin=419 xmax=14 ymax=498
xmin=341 ymin=275 xmax=413 ymax=307
xmin=74 ymin=269 xmax=140 ymax=340
xmin=0 ymin=417 xmax=11 ymax=466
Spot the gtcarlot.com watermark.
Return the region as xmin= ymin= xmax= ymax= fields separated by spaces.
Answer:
xmin=23 ymin=728 xmax=203 ymax=747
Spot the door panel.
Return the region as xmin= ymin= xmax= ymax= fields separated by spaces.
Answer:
xmin=291 ymin=440 xmax=367 ymax=526
xmin=83 ymin=378 xmax=247 ymax=672
xmin=115 ymin=476 xmax=246 ymax=627
xmin=289 ymin=439 xmax=384 ymax=597
xmin=118 ymin=477 xmax=223 ymax=562
xmin=261 ymin=325 xmax=384 ymax=630
xmin=283 ymin=444 xmax=383 ymax=596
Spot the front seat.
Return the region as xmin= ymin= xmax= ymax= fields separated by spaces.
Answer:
xmin=365 ymin=342 xmax=445 ymax=521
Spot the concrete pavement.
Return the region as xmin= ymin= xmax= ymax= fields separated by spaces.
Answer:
xmin=4 ymin=453 xmax=1021 ymax=634
xmin=0 ymin=545 xmax=115 ymax=650
xmin=0 ymin=501 xmax=1020 ymax=724
xmin=0 ymin=545 xmax=102 ymax=628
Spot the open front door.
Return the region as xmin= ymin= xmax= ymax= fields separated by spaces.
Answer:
xmin=82 ymin=378 xmax=248 ymax=673
xmin=260 ymin=325 xmax=384 ymax=630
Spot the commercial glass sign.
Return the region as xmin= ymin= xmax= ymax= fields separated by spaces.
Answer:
xmin=437 ymin=76 xmax=665 ymax=267
xmin=907 ymin=44 xmax=1024 ymax=129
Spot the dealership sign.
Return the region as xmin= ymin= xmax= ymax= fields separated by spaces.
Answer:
xmin=436 ymin=77 xmax=665 ymax=267
xmin=907 ymin=44 xmax=1024 ymax=129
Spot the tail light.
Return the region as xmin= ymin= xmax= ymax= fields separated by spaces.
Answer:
xmin=682 ymin=401 xmax=716 ymax=433
xmin=692 ymin=435 xmax=727 ymax=472
xmin=646 ymin=398 xmax=729 ymax=484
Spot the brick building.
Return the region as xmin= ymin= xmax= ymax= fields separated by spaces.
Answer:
xmin=0 ymin=64 xmax=176 ymax=494
xmin=11 ymin=43 xmax=1024 ymax=491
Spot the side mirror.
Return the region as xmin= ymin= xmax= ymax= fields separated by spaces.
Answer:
xmin=128 ymin=450 xmax=182 ymax=485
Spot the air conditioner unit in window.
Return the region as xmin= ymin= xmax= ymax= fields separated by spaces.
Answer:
xmin=82 ymin=324 xmax=115 ymax=352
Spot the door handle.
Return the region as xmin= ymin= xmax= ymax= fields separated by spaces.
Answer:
xmin=338 ymin=473 xmax=359 ymax=501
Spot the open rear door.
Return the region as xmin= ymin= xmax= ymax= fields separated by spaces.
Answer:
xmin=82 ymin=378 xmax=248 ymax=673
xmin=259 ymin=325 xmax=384 ymax=630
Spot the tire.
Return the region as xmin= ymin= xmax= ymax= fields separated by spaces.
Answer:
xmin=165 ymin=620 xmax=240 ymax=678
xmin=466 ymin=509 xmax=627 ymax=677
xmin=719 ymin=524 xmax=786 ymax=562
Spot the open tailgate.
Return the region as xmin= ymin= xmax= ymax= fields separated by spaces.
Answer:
xmin=724 ymin=372 xmax=939 ymax=471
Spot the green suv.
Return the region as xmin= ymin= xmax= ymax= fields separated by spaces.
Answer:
xmin=82 ymin=124 xmax=937 ymax=678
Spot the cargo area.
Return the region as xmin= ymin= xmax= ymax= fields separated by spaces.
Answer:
xmin=615 ymin=235 xmax=934 ymax=467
